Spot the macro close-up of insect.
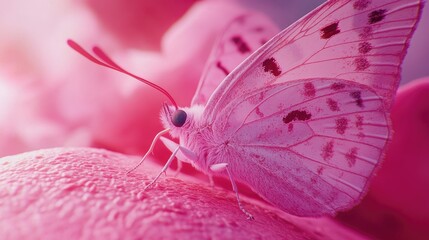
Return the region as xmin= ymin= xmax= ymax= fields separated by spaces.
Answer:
xmin=1 ymin=0 xmax=428 ymax=239
xmin=69 ymin=0 xmax=424 ymax=219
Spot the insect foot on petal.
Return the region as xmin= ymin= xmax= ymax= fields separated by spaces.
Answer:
xmin=144 ymin=146 xmax=181 ymax=191
xmin=224 ymin=164 xmax=255 ymax=220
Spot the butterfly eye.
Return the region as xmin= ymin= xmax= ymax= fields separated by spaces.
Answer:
xmin=172 ymin=110 xmax=187 ymax=127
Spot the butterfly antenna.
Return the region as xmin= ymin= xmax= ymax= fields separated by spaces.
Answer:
xmin=162 ymin=102 xmax=173 ymax=119
xmin=126 ymin=128 xmax=171 ymax=174
xmin=67 ymin=39 xmax=178 ymax=109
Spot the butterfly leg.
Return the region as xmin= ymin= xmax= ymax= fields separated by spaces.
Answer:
xmin=160 ymin=137 xmax=198 ymax=162
xmin=127 ymin=128 xmax=170 ymax=174
xmin=208 ymin=174 xmax=215 ymax=188
xmin=160 ymin=136 xmax=198 ymax=176
xmin=174 ymin=158 xmax=183 ymax=177
xmin=210 ymin=163 xmax=254 ymax=220
xmin=144 ymin=146 xmax=180 ymax=191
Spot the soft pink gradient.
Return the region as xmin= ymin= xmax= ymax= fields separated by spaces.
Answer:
xmin=83 ymin=0 xmax=198 ymax=50
xmin=0 ymin=0 xmax=428 ymax=239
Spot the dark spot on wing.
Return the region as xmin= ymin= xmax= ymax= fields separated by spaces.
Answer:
xmin=262 ymin=57 xmax=282 ymax=76
xmin=345 ymin=147 xmax=358 ymax=167
xmin=231 ymin=36 xmax=251 ymax=54
xmin=336 ymin=117 xmax=349 ymax=134
xmin=304 ymin=82 xmax=316 ymax=97
xmin=359 ymin=42 xmax=372 ymax=54
xmin=327 ymin=98 xmax=340 ymax=111
xmin=331 ymin=82 xmax=346 ymax=91
xmin=355 ymin=57 xmax=370 ymax=70
xmin=255 ymin=107 xmax=264 ymax=118
xmin=355 ymin=115 xmax=364 ymax=130
xmin=317 ymin=166 xmax=324 ymax=175
xmin=353 ymin=0 xmax=371 ymax=10
xmin=358 ymin=132 xmax=366 ymax=139
xmin=320 ymin=22 xmax=340 ymax=39
xmin=368 ymin=9 xmax=387 ymax=24
xmin=258 ymin=92 xmax=264 ymax=101
xmin=322 ymin=141 xmax=334 ymax=161
xmin=260 ymin=39 xmax=268 ymax=45
xmin=350 ymin=91 xmax=364 ymax=108
xmin=283 ymin=110 xmax=312 ymax=124
xmin=288 ymin=123 xmax=294 ymax=132
xmin=216 ymin=61 xmax=230 ymax=76
xmin=360 ymin=26 xmax=373 ymax=39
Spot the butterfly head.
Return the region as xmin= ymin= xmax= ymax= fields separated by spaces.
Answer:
xmin=160 ymin=103 xmax=204 ymax=139
xmin=162 ymin=103 xmax=188 ymax=129
xmin=171 ymin=109 xmax=187 ymax=127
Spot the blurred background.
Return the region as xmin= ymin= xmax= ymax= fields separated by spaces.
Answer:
xmin=0 ymin=0 xmax=427 ymax=157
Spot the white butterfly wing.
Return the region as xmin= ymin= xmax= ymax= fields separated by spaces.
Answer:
xmin=200 ymin=0 xmax=423 ymax=216
xmin=215 ymin=78 xmax=389 ymax=216
xmin=191 ymin=13 xmax=279 ymax=106
xmin=205 ymin=0 xmax=424 ymax=118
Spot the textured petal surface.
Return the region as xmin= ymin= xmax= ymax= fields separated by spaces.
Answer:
xmin=0 ymin=148 xmax=368 ymax=239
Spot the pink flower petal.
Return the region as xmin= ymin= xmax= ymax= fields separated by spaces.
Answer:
xmin=0 ymin=147 xmax=368 ymax=239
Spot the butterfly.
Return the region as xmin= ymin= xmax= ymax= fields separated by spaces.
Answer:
xmin=68 ymin=0 xmax=424 ymax=219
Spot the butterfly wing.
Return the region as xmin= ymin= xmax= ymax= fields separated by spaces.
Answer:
xmin=191 ymin=13 xmax=279 ymax=106
xmin=200 ymin=0 xmax=423 ymax=216
xmin=215 ymin=78 xmax=389 ymax=216
xmin=205 ymin=0 xmax=424 ymax=118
